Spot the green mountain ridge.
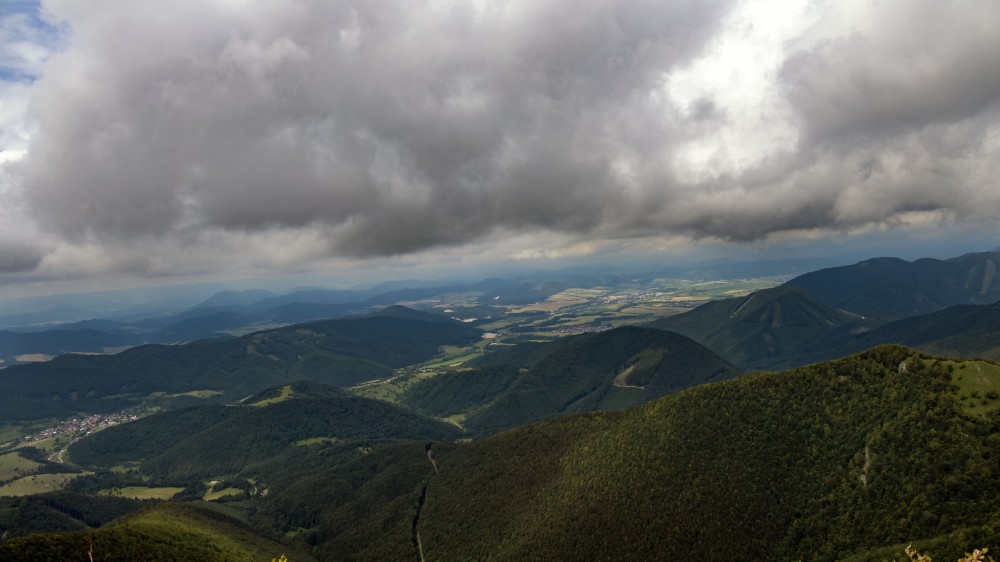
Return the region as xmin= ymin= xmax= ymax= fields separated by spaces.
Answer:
xmin=404 ymin=325 xmax=740 ymax=434
xmin=10 ymin=252 xmax=1000 ymax=562
xmin=647 ymin=285 xmax=872 ymax=369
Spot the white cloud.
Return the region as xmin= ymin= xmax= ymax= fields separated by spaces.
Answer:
xmin=0 ymin=0 xmax=998 ymax=290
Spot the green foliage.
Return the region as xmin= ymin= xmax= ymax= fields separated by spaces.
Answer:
xmin=401 ymin=364 xmax=522 ymax=418
xmin=256 ymin=443 xmax=438 ymax=562
xmin=262 ymin=345 xmax=1000 ymax=561
xmin=11 ymin=344 xmax=1000 ymax=561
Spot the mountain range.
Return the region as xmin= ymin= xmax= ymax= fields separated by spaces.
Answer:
xmin=8 ymin=345 xmax=994 ymax=561
xmin=786 ymin=251 xmax=1000 ymax=322
xmin=0 ymin=306 xmax=481 ymax=421
xmin=3 ymin=250 xmax=1000 ymax=561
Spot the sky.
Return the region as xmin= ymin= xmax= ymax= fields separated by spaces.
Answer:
xmin=1 ymin=0 xmax=999 ymax=298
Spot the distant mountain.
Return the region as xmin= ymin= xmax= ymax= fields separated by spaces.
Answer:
xmin=69 ymin=380 xmax=461 ymax=481
xmin=645 ymin=256 xmax=852 ymax=281
xmin=153 ymin=310 xmax=248 ymax=343
xmin=243 ymin=288 xmax=367 ymax=312
xmin=189 ymin=289 xmax=276 ymax=309
xmin=0 ymin=328 xmax=141 ymax=365
xmin=785 ymin=251 xmax=1000 ymax=322
xmin=405 ymin=326 xmax=739 ymax=434
xmin=647 ymin=285 xmax=872 ymax=370
xmin=0 ymin=307 xmax=481 ymax=421
xmin=256 ymin=301 xmax=367 ymax=324
xmin=113 ymin=277 xmax=572 ymax=340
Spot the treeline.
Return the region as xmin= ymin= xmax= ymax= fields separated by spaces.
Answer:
xmin=0 ymin=492 xmax=145 ymax=540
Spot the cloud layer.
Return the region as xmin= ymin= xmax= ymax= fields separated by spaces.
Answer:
xmin=2 ymin=0 xmax=1000 ymax=284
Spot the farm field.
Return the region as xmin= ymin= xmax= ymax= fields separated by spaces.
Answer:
xmin=0 ymin=472 xmax=90 ymax=496
xmin=0 ymin=452 xmax=41 ymax=482
xmin=98 ymin=486 xmax=186 ymax=500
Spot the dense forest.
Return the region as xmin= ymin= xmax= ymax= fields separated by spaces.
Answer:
xmin=242 ymin=345 xmax=999 ymax=561
xmin=3 ymin=344 xmax=999 ymax=560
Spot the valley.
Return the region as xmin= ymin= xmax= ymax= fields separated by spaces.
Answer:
xmin=1 ymin=251 xmax=1000 ymax=560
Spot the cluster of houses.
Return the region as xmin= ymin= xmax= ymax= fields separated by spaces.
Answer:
xmin=22 ymin=410 xmax=140 ymax=444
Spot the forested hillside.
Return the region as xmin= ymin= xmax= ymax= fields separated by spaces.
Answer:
xmin=6 ymin=345 xmax=1000 ymax=561
xmin=647 ymin=285 xmax=871 ymax=369
xmin=257 ymin=346 xmax=1000 ymax=561
xmin=404 ymin=325 xmax=740 ymax=434
xmin=68 ymin=381 xmax=461 ymax=481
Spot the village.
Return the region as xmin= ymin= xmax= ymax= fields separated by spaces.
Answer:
xmin=21 ymin=410 xmax=142 ymax=446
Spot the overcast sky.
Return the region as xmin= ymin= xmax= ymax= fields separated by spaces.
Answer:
xmin=1 ymin=0 xmax=999 ymax=297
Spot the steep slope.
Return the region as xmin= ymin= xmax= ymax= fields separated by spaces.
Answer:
xmin=800 ymin=300 xmax=1000 ymax=365
xmin=68 ymin=381 xmax=462 ymax=481
xmin=405 ymin=326 xmax=740 ymax=434
xmin=786 ymin=251 xmax=1000 ymax=322
xmin=0 ymin=307 xmax=481 ymax=421
xmin=647 ymin=285 xmax=871 ymax=369
xmin=266 ymin=346 xmax=1000 ymax=562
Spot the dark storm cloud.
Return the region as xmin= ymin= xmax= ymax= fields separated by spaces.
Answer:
xmin=16 ymin=0 xmax=733 ymax=256
xmin=0 ymin=241 xmax=44 ymax=273
xmin=8 ymin=0 xmax=1000 ymax=274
